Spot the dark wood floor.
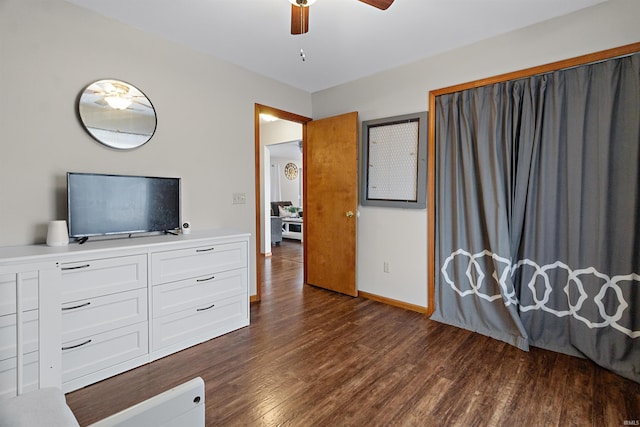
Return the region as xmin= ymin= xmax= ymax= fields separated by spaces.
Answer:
xmin=67 ymin=239 xmax=640 ymax=426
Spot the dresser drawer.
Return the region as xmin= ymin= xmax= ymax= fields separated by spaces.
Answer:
xmin=152 ymin=269 xmax=246 ymax=318
xmin=152 ymin=293 xmax=247 ymax=351
xmin=0 ymin=310 xmax=38 ymax=361
xmin=61 ymin=288 xmax=147 ymax=343
xmin=151 ymin=241 xmax=247 ymax=285
xmin=61 ymin=254 xmax=147 ymax=302
xmin=61 ymin=322 xmax=148 ymax=384
xmin=0 ymin=351 xmax=38 ymax=399
xmin=0 ymin=272 xmax=38 ymax=316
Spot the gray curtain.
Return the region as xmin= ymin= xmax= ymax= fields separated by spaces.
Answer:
xmin=431 ymin=53 xmax=640 ymax=382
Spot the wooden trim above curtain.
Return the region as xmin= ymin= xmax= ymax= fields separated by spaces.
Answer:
xmin=426 ymin=41 xmax=640 ymax=316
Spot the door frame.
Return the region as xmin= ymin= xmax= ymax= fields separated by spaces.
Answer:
xmin=253 ymin=103 xmax=311 ymax=302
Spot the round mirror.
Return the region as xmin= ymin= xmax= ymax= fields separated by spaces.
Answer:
xmin=78 ymin=79 xmax=157 ymax=150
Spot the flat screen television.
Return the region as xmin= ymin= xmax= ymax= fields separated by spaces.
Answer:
xmin=67 ymin=172 xmax=181 ymax=239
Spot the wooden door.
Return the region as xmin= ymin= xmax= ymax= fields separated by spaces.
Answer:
xmin=304 ymin=112 xmax=358 ymax=296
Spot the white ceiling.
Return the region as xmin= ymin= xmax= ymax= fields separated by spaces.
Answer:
xmin=66 ymin=0 xmax=606 ymax=93
xmin=269 ymin=140 xmax=303 ymax=161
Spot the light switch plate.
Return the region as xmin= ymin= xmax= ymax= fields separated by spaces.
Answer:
xmin=232 ymin=193 xmax=246 ymax=204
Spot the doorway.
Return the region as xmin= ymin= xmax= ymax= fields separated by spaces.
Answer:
xmin=255 ymin=105 xmax=360 ymax=301
xmin=254 ymin=104 xmax=311 ymax=302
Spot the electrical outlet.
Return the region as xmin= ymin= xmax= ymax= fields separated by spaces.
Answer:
xmin=232 ymin=193 xmax=246 ymax=204
xmin=383 ymin=261 xmax=390 ymax=273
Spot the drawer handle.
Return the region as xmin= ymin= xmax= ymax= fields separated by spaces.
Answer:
xmin=196 ymin=303 xmax=215 ymax=312
xmin=196 ymin=275 xmax=215 ymax=283
xmin=196 ymin=247 xmax=215 ymax=253
xmin=61 ymin=264 xmax=90 ymax=271
xmin=62 ymin=301 xmax=91 ymax=311
xmin=62 ymin=339 xmax=92 ymax=351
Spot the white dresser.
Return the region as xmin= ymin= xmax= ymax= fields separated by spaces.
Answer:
xmin=59 ymin=254 xmax=149 ymax=391
xmin=150 ymin=241 xmax=248 ymax=360
xmin=0 ymin=261 xmax=61 ymax=398
xmin=0 ymin=229 xmax=250 ymax=394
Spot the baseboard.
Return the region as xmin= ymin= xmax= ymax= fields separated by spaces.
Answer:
xmin=264 ymin=252 xmax=272 ymax=257
xmin=250 ymin=290 xmax=429 ymax=314
xmin=358 ymin=291 xmax=430 ymax=314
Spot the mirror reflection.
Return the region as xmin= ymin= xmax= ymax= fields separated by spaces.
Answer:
xmin=78 ymin=79 xmax=157 ymax=150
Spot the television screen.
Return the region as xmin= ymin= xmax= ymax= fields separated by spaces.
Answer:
xmin=67 ymin=172 xmax=181 ymax=238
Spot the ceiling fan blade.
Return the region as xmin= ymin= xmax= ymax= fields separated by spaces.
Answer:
xmin=291 ymin=4 xmax=309 ymax=35
xmin=358 ymin=0 xmax=394 ymax=10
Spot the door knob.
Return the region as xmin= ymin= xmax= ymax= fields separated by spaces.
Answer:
xmin=346 ymin=211 xmax=354 ymax=218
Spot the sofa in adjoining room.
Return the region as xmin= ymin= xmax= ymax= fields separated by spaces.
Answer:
xmin=271 ymin=201 xmax=303 ymax=241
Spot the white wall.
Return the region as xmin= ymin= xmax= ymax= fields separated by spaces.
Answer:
xmin=271 ymin=157 xmax=302 ymax=207
xmin=262 ymin=147 xmax=273 ymax=254
xmin=311 ymin=0 xmax=640 ymax=309
xmin=0 ymin=0 xmax=312 ymax=298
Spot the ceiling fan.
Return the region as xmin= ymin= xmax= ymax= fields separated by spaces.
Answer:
xmin=289 ymin=0 xmax=395 ymax=35
xmin=87 ymin=81 xmax=149 ymax=111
